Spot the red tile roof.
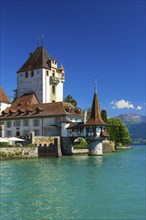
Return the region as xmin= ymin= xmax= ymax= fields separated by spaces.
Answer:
xmin=0 ymin=86 xmax=11 ymax=103
xmin=17 ymin=47 xmax=52 ymax=73
xmin=85 ymin=92 xmax=106 ymax=126
xmin=0 ymin=93 xmax=83 ymax=120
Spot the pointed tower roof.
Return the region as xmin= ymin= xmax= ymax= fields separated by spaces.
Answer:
xmin=0 ymin=86 xmax=11 ymax=103
xmin=17 ymin=47 xmax=52 ymax=73
xmin=85 ymin=91 xmax=106 ymax=126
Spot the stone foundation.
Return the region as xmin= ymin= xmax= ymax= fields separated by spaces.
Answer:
xmin=61 ymin=137 xmax=73 ymax=155
xmin=102 ymin=140 xmax=115 ymax=153
xmin=0 ymin=147 xmax=38 ymax=159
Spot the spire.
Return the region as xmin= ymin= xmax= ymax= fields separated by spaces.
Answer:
xmin=85 ymin=91 xmax=106 ymax=126
xmin=41 ymin=34 xmax=44 ymax=48
xmin=37 ymin=34 xmax=44 ymax=48
xmin=94 ymin=80 xmax=97 ymax=94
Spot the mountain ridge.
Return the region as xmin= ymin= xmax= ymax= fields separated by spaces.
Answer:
xmin=115 ymin=112 xmax=146 ymax=145
xmin=115 ymin=112 xmax=146 ymax=124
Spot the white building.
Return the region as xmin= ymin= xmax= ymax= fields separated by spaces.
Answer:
xmin=0 ymin=86 xmax=11 ymax=137
xmin=0 ymin=86 xmax=11 ymax=114
xmin=0 ymin=46 xmax=84 ymax=138
xmin=17 ymin=47 xmax=65 ymax=103
xmin=1 ymin=93 xmax=83 ymax=137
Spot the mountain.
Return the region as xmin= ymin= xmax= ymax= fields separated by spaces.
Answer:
xmin=115 ymin=113 xmax=146 ymax=145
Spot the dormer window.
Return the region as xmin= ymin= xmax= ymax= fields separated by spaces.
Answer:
xmin=26 ymin=108 xmax=33 ymax=114
xmin=36 ymin=107 xmax=43 ymax=114
xmin=2 ymin=111 xmax=8 ymax=116
xmin=25 ymin=71 xmax=28 ymax=78
xmin=9 ymin=109 xmax=16 ymax=115
xmin=65 ymin=107 xmax=72 ymax=113
xmin=74 ymin=109 xmax=81 ymax=114
xmin=18 ymin=108 xmax=25 ymax=114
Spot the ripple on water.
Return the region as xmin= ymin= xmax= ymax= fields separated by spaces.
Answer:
xmin=0 ymin=145 xmax=145 ymax=220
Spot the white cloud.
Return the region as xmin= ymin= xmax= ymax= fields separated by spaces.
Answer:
xmin=111 ymin=100 xmax=134 ymax=109
xmin=136 ymin=105 xmax=143 ymax=110
xmin=111 ymin=100 xmax=143 ymax=110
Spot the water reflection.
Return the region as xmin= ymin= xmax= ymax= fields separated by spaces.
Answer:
xmin=1 ymin=146 xmax=145 ymax=220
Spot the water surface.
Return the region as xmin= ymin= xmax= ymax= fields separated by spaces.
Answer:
xmin=0 ymin=145 xmax=145 ymax=220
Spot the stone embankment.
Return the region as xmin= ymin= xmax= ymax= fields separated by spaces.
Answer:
xmin=0 ymin=147 xmax=38 ymax=159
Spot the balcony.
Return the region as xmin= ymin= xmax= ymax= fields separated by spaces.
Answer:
xmin=50 ymin=76 xmax=60 ymax=85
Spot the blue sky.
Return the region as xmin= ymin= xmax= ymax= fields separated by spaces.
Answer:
xmin=0 ymin=0 xmax=145 ymax=117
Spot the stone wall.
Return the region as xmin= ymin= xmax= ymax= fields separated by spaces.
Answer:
xmin=61 ymin=137 xmax=73 ymax=155
xmin=0 ymin=137 xmax=62 ymax=159
xmin=102 ymin=140 xmax=115 ymax=153
xmin=0 ymin=147 xmax=38 ymax=159
xmin=38 ymin=138 xmax=62 ymax=157
xmin=72 ymin=148 xmax=89 ymax=154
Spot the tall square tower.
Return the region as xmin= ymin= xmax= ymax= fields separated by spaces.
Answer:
xmin=17 ymin=47 xmax=65 ymax=103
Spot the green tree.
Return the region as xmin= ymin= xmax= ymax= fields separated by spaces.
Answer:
xmin=101 ymin=109 xmax=108 ymax=122
xmin=13 ymin=89 xmax=18 ymax=102
xmin=64 ymin=95 xmax=77 ymax=107
xmin=107 ymin=118 xmax=131 ymax=146
xmin=87 ymin=107 xmax=91 ymax=117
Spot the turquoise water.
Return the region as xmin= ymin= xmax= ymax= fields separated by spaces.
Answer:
xmin=0 ymin=145 xmax=145 ymax=220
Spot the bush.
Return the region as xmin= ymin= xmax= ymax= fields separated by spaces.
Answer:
xmin=0 ymin=142 xmax=9 ymax=147
xmin=15 ymin=143 xmax=22 ymax=147
xmin=27 ymin=143 xmax=36 ymax=147
xmin=74 ymin=145 xmax=88 ymax=149
xmin=73 ymin=138 xmax=88 ymax=148
xmin=117 ymin=143 xmax=123 ymax=147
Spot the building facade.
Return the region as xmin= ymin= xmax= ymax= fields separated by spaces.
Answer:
xmin=1 ymin=92 xmax=83 ymax=138
xmin=17 ymin=47 xmax=65 ymax=103
xmin=0 ymin=86 xmax=11 ymax=137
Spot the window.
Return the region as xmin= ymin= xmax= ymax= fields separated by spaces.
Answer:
xmin=23 ymin=119 xmax=29 ymax=126
xmin=23 ymin=130 xmax=29 ymax=136
xmin=7 ymin=130 xmax=12 ymax=136
xmin=52 ymin=85 xmax=55 ymax=94
xmin=33 ymin=119 xmax=39 ymax=126
xmin=14 ymin=120 xmax=21 ymax=127
xmin=52 ymin=70 xmax=55 ymax=77
xmin=46 ymin=70 xmax=49 ymax=76
xmin=31 ymin=71 xmax=34 ymax=77
xmin=25 ymin=71 xmax=28 ymax=78
xmin=6 ymin=121 xmax=11 ymax=128
xmin=34 ymin=130 xmax=40 ymax=136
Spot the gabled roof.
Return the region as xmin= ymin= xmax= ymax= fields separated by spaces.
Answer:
xmin=10 ymin=92 xmax=39 ymax=108
xmin=0 ymin=86 xmax=11 ymax=103
xmin=85 ymin=92 xmax=106 ymax=126
xmin=17 ymin=47 xmax=52 ymax=73
xmin=0 ymin=93 xmax=83 ymax=120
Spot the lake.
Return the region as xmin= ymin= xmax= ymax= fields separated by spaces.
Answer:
xmin=0 ymin=145 xmax=145 ymax=220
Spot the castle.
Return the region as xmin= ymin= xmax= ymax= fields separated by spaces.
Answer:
xmin=0 ymin=46 xmax=107 ymax=142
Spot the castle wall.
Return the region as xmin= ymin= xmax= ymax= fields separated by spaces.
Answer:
xmin=17 ymin=69 xmax=43 ymax=102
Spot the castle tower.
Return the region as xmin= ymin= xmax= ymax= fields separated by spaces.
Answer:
xmin=85 ymin=90 xmax=106 ymax=137
xmin=17 ymin=47 xmax=65 ymax=103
